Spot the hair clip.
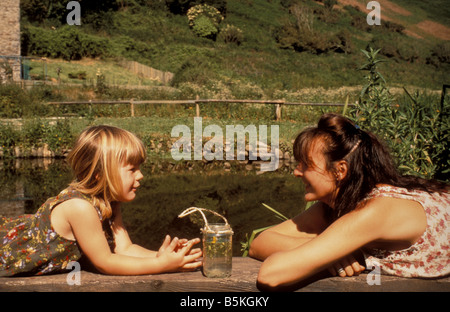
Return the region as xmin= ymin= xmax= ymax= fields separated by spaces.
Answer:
xmin=354 ymin=124 xmax=360 ymax=130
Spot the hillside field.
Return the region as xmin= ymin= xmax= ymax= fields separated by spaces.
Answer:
xmin=19 ymin=0 xmax=449 ymax=101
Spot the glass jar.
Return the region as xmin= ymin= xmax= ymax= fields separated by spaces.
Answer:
xmin=201 ymin=223 xmax=233 ymax=278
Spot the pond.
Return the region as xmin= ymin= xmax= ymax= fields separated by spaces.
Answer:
xmin=0 ymin=158 xmax=306 ymax=256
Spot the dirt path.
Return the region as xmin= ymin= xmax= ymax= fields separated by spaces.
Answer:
xmin=336 ymin=0 xmax=450 ymax=41
xmin=415 ymin=20 xmax=450 ymax=41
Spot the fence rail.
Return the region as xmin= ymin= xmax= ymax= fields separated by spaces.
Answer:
xmin=46 ymin=98 xmax=354 ymax=120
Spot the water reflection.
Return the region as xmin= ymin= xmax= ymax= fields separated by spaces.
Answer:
xmin=0 ymin=158 xmax=305 ymax=256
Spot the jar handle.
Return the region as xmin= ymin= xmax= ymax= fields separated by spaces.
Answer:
xmin=178 ymin=207 xmax=229 ymax=230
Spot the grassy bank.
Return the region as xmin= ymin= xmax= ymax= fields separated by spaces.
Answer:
xmin=19 ymin=0 xmax=450 ymax=92
xmin=0 ymin=114 xmax=324 ymax=160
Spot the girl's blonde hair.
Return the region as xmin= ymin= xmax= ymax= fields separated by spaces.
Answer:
xmin=67 ymin=125 xmax=146 ymax=219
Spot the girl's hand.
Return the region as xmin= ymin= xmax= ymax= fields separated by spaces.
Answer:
xmin=329 ymin=254 xmax=365 ymax=277
xmin=156 ymin=235 xmax=202 ymax=272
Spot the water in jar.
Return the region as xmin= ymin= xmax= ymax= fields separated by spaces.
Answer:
xmin=202 ymin=224 xmax=233 ymax=278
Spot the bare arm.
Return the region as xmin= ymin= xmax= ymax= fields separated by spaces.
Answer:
xmin=65 ymin=199 xmax=202 ymax=275
xmin=110 ymin=203 xmax=201 ymax=258
xmin=109 ymin=202 xmax=158 ymax=257
xmin=256 ymin=205 xmax=379 ymax=289
xmin=256 ymin=196 xmax=426 ymax=289
xmin=249 ymin=202 xmax=329 ymax=260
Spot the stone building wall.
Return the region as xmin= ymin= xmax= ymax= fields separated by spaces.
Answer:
xmin=0 ymin=0 xmax=21 ymax=82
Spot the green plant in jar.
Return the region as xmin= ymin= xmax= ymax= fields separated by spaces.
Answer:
xmin=179 ymin=207 xmax=233 ymax=278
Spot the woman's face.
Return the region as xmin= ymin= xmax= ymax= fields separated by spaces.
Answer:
xmin=117 ymin=162 xmax=144 ymax=202
xmin=293 ymin=141 xmax=338 ymax=207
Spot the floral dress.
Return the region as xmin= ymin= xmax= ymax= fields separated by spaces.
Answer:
xmin=0 ymin=188 xmax=114 ymax=277
xmin=362 ymin=185 xmax=450 ymax=278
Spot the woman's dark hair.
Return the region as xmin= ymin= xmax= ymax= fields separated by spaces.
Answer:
xmin=293 ymin=113 xmax=448 ymax=220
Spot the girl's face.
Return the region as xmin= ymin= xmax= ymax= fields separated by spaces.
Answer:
xmin=117 ymin=163 xmax=144 ymax=202
xmin=293 ymin=142 xmax=337 ymax=207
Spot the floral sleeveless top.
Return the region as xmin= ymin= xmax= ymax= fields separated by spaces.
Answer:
xmin=0 ymin=188 xmax=115 ymax=277
xmin=362 ymin=185 xmax=450 ymax=278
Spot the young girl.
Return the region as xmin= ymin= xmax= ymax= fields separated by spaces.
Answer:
xmin=0 ymin=125 xmax=202 ymax=276
xmin=249 ymin=113 xmax=449 ymax=290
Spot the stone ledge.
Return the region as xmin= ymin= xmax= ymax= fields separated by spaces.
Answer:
xmin=0 ymin=257 xmax=448 ymax=292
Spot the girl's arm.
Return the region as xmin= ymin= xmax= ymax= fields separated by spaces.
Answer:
xmin=65 ymin=199 xmax=202 ymax=275
xmin=249 ymin=202 xmax=329 ymax=260
xmin=110 ymin=203 xmax=201 ymax=258
xmin=110 ymin=202 xmax=157 ymax=257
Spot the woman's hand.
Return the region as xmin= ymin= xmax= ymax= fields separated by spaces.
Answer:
xmin=329 ymin=253 xmax=365 ymax=277
xmin=156 ymin=235 xmax=202 ymax=272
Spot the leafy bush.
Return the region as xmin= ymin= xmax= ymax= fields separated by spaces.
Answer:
xmin=0 ymin=84 xmax=28 ymax=118
xmin=370 ymin=34 xmax=425 ymax=63
xmin=0 ymin=119 xmax=75 ymax=158
xmin=22 ymin=25 xmax=110 ymax=60
xmin=171 ymin=57 xmax=219 ymax=86
xmin=274 ymin=23 xmax=350 ymax=54
xmin=187 ymin=4 xmax=223 ymax=39
xmin=218 ymin=24 xmax=244 ymax=45
xmin=187 ymin=4 xmax=223 ymax=26
xmin=350 ymin=48 xmax=449 ymax=181
xmin=21 ymin=0 xmax=118 ymax=25
xmin=427 ymin=42 xmax=450 ymax=68
xmin=44 ymin=119 xmax=75 ymax=153
xmin=274 ymin=2 xmax=352 ymax=54
xmin=111 ymin=35 xmax=158 ymax=62
xmin=0 ymin=124 xmax=19 ymax=158
xmin=191 ymin=15 xmax=219 ymax=39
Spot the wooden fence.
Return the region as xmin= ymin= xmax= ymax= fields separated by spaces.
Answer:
xmin=46 ymin=98 xmax=354 ymax=120
xmin=118 ymin=60 xmax=174 ymax=85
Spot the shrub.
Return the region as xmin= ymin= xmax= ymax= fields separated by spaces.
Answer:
xmin=0 ymin=84 xmax=28 ymax=118
xmin=44 ymin=119 xmax=74 ymax=153
xmin=191 ymin=15 xmax=218 ymax=39
xmin=0 ymin=123 xmax=19 ymax=158
xmin=274 ymin=3 xmax=351 ymax=55
xmin=350 ymin=48 xmax=448 ymax=181
xmin=112 ymin=36 xmax=158 ymax=62
xmin=171 ymin=57 xmax=217 ymax=86
xmin=187 ymin=4 xmax=223 ymax=39
xmin=187 ymin=4 xmax=223 ymax=26
xmin=371 ymin=34 xmax=424 ymax=63
xmin=22 ymin=25 xmax=110 ymax=60
xmin=427 ymin=42 xmax=450 ymax=67
xmin=218 ymin=24 xmax=244 ymax=45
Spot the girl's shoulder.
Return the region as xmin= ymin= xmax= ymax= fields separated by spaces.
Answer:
xmin=52 ymin=187 xmax=102 ymax=221
xmin=58 ymin=187 xmax=93 ymax=202
xmin=56 ymin=195 xmax=98 ymax=217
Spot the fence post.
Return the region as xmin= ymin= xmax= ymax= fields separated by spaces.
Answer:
xmin=130 ymin=98 xmax=135 ymax=117
xmin=195 ymin=95 xmax=200 ymax=117
xmin=275 ymin=101 xmax=283 ymax=121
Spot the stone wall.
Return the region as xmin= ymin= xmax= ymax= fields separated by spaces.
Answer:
xmin=0 ymin=0 xmax=21 ymax=82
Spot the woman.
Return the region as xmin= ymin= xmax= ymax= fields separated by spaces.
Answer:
xmin=249 ymin=113 xmax=449 ymax=290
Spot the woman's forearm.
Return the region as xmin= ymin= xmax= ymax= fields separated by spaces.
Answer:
xmin=249 ymin=231 xmax=316 ymax=260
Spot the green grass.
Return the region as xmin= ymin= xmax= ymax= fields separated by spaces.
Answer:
xmin=390 ymin=0 xmax=450 ymax=26
xmin=68 ymin=115 xmax=314 ymax=146
xmin=27 ymin=58 xmax=163 ymax=87
xmin=20 ymin=0 xmax=450 ymax=93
